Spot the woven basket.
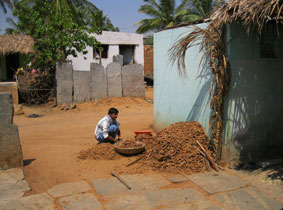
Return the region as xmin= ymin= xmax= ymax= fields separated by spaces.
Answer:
xmin=114 ymin=141 xmax=145 ymax=155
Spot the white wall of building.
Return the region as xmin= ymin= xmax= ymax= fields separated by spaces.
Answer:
xmin=67 ymin=31 xmax=144 ymax=71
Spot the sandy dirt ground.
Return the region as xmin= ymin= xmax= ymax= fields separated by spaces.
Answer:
xmin=14 ymin=87 xmax=155 ymax=195
xmin=13 ymin=86 xmax=283 ymax=198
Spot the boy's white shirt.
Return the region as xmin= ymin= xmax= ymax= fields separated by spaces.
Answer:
xmin=94 ymin=115 xmax=112 ymax=139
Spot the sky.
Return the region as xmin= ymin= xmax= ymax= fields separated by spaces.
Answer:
xmin=0 ymin=0 xmax=163 ymax=34
xmin=91 ymin=0 xmax=149 ymax=33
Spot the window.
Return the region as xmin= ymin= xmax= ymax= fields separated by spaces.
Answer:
xmin=260 ymin=40 xmax=276 ymax=58
xmin=260 ymin=24 xmax=278 ymax=58
xmin=93 ymin=45 xmax=109 ymax=59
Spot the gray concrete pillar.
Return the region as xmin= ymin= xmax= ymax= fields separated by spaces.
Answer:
xmin=0 ymin=93 xmax=23 ymax=170
xmin=0 ymin=93 xmax=13 ymax=124
xmin=56 ymin=62 xmax=73 ymax=105
xmin=73 ymin=71 xmax=90 ymax=102
xmin=106 ymin=62 xmax=122 ymax=97
xmin=122 ymin=64 xmax=145 ymax=98
xmin=0 ymin=124 xmax=23 ymax=169
xmin=90 ymin=63 xmax=107 ymax=100
xmin=113 ymin=55 xmax=123 ymax=66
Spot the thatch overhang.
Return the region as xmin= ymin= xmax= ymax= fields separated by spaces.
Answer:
xmin=0 ymin=34 xmax=34 ymax=55
xmin=170 ymin=0 xmax=283 ymax=161
xmin=210 ymin=0 xmax=283 ymax=33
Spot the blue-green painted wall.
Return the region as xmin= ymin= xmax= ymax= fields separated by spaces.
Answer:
xmin=154 ymin=23 xmax=283 ymax=165
xmin=223 ymin=23 xmax=283 ymax=163
xmin=154 ymin=23 xmax=213 ymax=133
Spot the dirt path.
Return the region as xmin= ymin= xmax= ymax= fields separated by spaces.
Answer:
xmin=14 ymin=87 xmax=155 ymax=195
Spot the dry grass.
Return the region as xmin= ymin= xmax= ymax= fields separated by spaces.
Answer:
xmin=170 ymin=0 xmax=283 ymax=161
xmin=0 ymin=34 xmax=33 ymax=55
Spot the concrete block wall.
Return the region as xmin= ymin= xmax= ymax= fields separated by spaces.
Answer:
xmin=0 ymin=92 xmax=23 ymax=170
xmin=56 ymin=61 xmax=145 ymax=104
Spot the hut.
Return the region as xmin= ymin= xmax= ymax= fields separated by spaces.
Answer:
xmin=155 ymin=0 xmax=283 ymax=167
xmin=0 ymin=34 xmax=33 ymax=81
xmin=0 ymin=35 xmax=33 ymax=104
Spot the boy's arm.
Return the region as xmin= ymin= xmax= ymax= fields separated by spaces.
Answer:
xmin=106 ymin=135 xmax=116 ymax=142
xmin=102 ymin=120 xmax=110 ymax=139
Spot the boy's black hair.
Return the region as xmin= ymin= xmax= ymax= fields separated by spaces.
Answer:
xmin=108 ymin=107 xmax=119 ymax=115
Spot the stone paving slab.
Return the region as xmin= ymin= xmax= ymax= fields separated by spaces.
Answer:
xmin=188 ymin=172 xmax=248 ymax=194
xmin=104 ymin=193 xmax=152 ymax=210
xmin=0 ymin=180 xmax=30 ymax=201
xmin=144 ymin=188 xmax=205 ymax=207
xmin=0 ymin=168 xmax=24 ymax=183
xmin=59 ymin=193 xmax=103 ymax=210
xmin=0 ymin=193 xmax=54 ymax=210
xmin=159 ymin=201 xmax=224 ymax=210
xmin=104 ymin=188 xmax=205 ymax=210
xmin=168 ymin=174 xmax=188 ymax=183
xmin=92 ymin=174 xmax=169 ymax=197
xmin=227 ymin=168 xmax=283 ymax=200
xmin=214 ymin=188 xmax=283 ymax=210
xmin=47 ymin=181 xmax=91 ymax=198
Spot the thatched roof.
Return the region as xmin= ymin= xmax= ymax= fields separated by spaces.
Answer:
xmin=0 ymin=34 xmax=34 ymax=55
xmin=170 ymin=0 xmax=283 ymax=161
xmin=210 ymin=0 xmax=283 ymax=33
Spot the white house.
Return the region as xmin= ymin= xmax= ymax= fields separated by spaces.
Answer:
xmin=67 ymin=31 xmax=144 ymax=71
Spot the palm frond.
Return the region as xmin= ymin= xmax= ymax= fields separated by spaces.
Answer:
xmin=175 ymin=0 xmax=188 ymax=13
xmin=139 ymin=4 xmax=162 ymax=18
xmin=0 ymin=0 xmax=12 ymax=13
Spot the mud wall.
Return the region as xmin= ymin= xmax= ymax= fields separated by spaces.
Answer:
xmin=144 ymin=45 xmax=153 ymax=79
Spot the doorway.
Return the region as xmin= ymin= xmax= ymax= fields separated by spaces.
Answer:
xmin=119 ymin=45 xmax=135 ymax=65
xmin=6 ymin=53 xmax=20 ymax=81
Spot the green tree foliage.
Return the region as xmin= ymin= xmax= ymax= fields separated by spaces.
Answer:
xmin=0 ymin=0 xmax=12 ymax=13
xmin=135 ymin=0 xmax=199 ymax=34
xmin=54 ymin=0 xmax=119 ymax=31
xmin=135 ymin=0 xmax=224 ymax=34
xmin=84 ymin=8 xmax=119 ymax=32
xmin=6 ymin=0 xmax=119 ymax=34
xmin=5 ymin=17 xmax=18 ymax=34
xmin=144 ymin=34 xmax=154 ymax=45
xmin=188 ymin=0 xmax=224 ymax=18
xmin=12 ymin=0 xmax=99 ymax=72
